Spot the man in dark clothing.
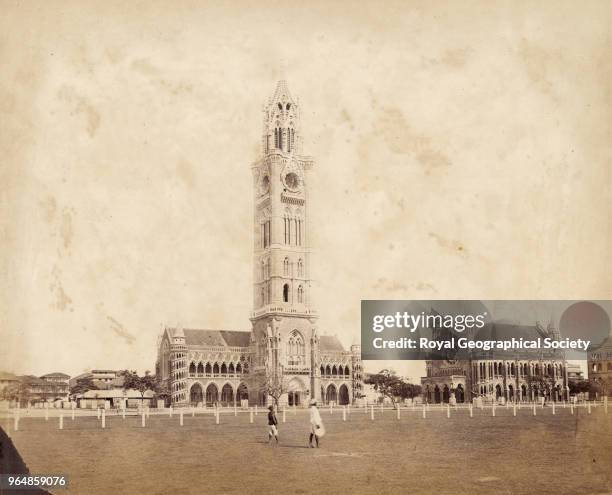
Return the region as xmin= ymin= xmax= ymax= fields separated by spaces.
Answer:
xmin=267 ymin=405 xmax=279 ymax=444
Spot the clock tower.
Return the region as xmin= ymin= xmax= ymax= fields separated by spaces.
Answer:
xmin=250 ymin=80 xmax=320 ymax=403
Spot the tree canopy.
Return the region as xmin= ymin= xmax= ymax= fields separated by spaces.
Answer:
xmin=364 ymin=369 xmax=421 ymax=408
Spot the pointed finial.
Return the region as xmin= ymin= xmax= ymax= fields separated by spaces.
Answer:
xmin=279 ymin=59 xmax=288 ymax=80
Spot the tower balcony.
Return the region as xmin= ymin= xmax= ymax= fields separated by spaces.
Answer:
xmin=251 ymin=304 xmax=318 ymax=319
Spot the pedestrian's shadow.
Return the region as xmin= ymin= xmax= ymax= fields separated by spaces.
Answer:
xmin=252 ymin=440 xmax=310 ymax=449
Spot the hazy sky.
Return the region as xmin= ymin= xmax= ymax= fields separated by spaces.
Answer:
xmin=2 ymin=1 xmax=610 ymax=380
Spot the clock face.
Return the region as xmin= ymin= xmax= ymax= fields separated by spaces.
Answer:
xmin=281 ymin=159 xmax=304 ymax=192
xmin=284 ymin=172 xmax=299 ymax=191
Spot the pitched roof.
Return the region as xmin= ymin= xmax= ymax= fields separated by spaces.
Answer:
xmin=319 ymin=335 xmax=345 ymax=352
xmin=178 ymin=329 xmax=251 ymax=348
xmin=271 ymin=79 xmax=294 ymax=104
xmin=40 ymin=372 xmax=70 ymax=379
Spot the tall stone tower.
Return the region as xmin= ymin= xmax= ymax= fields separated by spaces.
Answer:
xmin=250 ymin=80 xmax=320 ymax=404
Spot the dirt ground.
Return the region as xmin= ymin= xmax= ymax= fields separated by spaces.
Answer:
xmin=1 ymin=404 xmax=611 ymax=495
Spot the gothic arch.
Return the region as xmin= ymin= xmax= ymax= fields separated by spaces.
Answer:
xmin=205 ymin=383 xmax=219 ymax=406
xmin=221 ymin=383 xmax=234 ymax=406
xmin=190 ymin=382 xmax=204 ymax=405
xmin=338 ymin=384 xmax=350 ymax=405
xmin=287 ymin=330 xmax=305 ymax=366
xmin=326 ymin=383 xmax=337 ymax=404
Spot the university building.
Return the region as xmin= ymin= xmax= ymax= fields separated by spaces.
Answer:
xmin=422 ymin=320 xmax=570 ymax=403
xmin=156 ymin=80 xmax=363 ymax=407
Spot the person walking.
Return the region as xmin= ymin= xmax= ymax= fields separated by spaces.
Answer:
xmin=267 ymin=405 xmax=279 ymax=444
xmin=308 ymin=399 xmax=325 ymax=448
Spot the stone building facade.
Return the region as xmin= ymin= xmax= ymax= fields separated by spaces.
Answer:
xmin=422 ymin=321 xmax=570 ymax=403
xmin=588 ymin=334 xmax=612 ymax=397
xmin=156 ymin=80 xmax=362 ymax=407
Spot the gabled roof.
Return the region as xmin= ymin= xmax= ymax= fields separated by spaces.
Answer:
xmin=320 ymin=335 xmax=345 ymax=352
xmin=172 ymin=328 xmax=251 ymax=348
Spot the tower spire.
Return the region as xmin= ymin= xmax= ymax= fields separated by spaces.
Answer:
xmin=262 ymin=78 xmax=300 ymax=155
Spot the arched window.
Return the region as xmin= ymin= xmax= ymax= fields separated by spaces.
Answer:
xmin=286 ymin=330 xmax=305 ymax=366
xmin=297 ymin=259 xmax=303 ymax=277
xmin=213 ymin=363 xmax=220 ymax=376
xmin=283 ymin=257 xmax=290 ymax=276
xmin=205 ymin=362 xmax=212 ymax=375
xmin=229 ymin=363 xmax=235 ymax=375
xmin=283 ymin=284 xmax=289 ymax=303
xmin=297 ymin=285 xmax=304 ymax=303
xmin=320 ymin=365 xmax=325 ymax=376
xmin=221 ymin=363 xmax=228 ymax=375
xmin=284 ymin=216 xmax=291 ymax=244
xmin=236 ymin=363 xmax=242 ymax=374
xmin=197 ymin=362 xmax=204 ymax=375
xmin=189 ymin=363 xmax=196 ymax=377
xmin=345 ymin=365 xmax=350 ymax=376
xmin=326 ymin=365 xmax=331 ymax=376
xmin=332 ymin=365 xmax=337 ymax=376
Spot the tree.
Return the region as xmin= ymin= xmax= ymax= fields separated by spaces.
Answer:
xmin=261 ymin=369 xmax=288 ymax=407
xmin=398 ymin=382 xmax=422 ymax=400
xmin=0 ymin=383 xmax=21 ymax=404
xmin=119 ymin=370 xmax=158 ymax=405
xmin=155 ymin=381 xmax=170 ymax=406
xmin=70 ymin=377 xmax=99 ymax=396
xmin=364 ymin=369 xmax=414 ymax=409
xmin=1 ymin=381 xmax=30 ymax=407
xmin=591 ymin=377 xmax=612 ymax=398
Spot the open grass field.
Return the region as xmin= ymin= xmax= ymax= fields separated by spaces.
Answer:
xmin=1 ymin=404 xmax=611 ymax=495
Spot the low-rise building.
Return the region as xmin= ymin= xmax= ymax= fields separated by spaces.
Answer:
xmin=76 ymin=388 xmax=155 ymax=409
xmin=69 ymin=370 xmax=124 ymax=390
